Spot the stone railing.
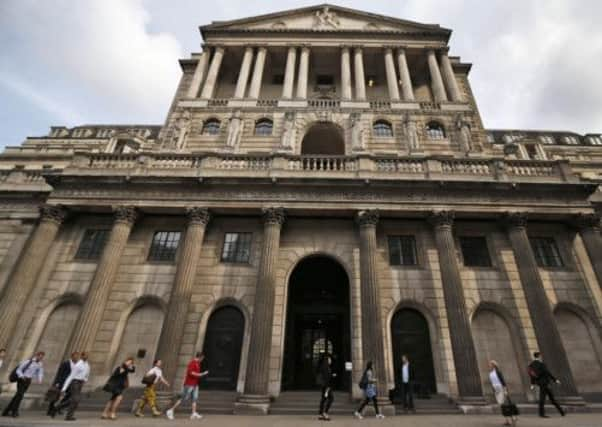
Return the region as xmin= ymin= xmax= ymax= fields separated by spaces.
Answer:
xmin=308 ymin=99 xmax=341 ymax=109
xmin=441 ymin=159 xmax=491 ymax=175
xmin=375 ymin=158 xmax=424 ymax=173
xmin=506 ymin=160 xmax=556 ymax=177
xmin=207 ymin=98 xmax=229 ymax=107
xmin=288 ymin=155 xmax=357 ymax=172
xmin=369 ymin=100 xmax=392 ymax=110
xmin=419 ymin=101 xmax=441 ymax=111
xmin=256 ymin=99 xmax=278 ymax=107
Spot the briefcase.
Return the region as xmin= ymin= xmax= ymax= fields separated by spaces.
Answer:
xmin=501 ymin=396 xmax=519 ymax=417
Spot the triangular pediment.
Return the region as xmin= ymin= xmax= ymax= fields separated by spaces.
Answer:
xmin=202 ymin=4 xmax=450 ymax=35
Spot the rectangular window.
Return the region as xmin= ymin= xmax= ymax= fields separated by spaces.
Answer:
xmin=75 ymin=229 xmax=110 ymax=260
xmin=525 ymin=144 xmax=539 ymax=160
xmin=388 ymin=236 xmax=418 ymax=266
xmin=563 ymin=136 xmax=579 ymax=145
xmin=148 ymin=231 xmax=181 ymax=262
xmin=221 ymin=232 xmax=252 ymax=263
xmin=530 ymin=237 xmax=563 ymax=268
xmin=459 ymin=236 xmax=492 ymax=267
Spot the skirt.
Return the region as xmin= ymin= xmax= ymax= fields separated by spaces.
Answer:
xmin=493 ymin=385 xmax=506 ymax=405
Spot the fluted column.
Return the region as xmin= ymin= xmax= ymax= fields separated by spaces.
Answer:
xmin=0 ymin=205 xmax=67 ymax=348
xmin=504 ymin=212 xmax=579 ymax=397
xmin=575 ymin=214 xmax=602 ymax=290
xmin=353 ymin=47 xmax=366 ymax=101
xmin=428 ymin=211 xmax=483 ymax=400
xmin=187 ymin=50 xmax=210 ymax=98
xmin=282 ymin=46 xmax=297 ymax=99
xmin=296 ymin=46 xmax=310 ymax=99
xmin=340 ymin=46 xmax=352 ymax=100
xmin=427 ymin=49 xmax=448 ymax=102
xmin=156 ymin=207 xmax=210 ymax=383
xmin=439 ymin=52 xmax=462 ymax=102
xmin=384 ymin=48 xmax=400 ymax=101
xmin=234 ymin=47 xmax=254 ymax=99
xmin=200 ymin=46 xmax=225 ymax=99
xmin=237 ymin=208 xmax=285 ymax=413
xmin=248 ymin=46 xmax=267 ymax=99
xmin=66 ymin=206 xmax=138 ymax=353
xmin=397 ymin=48 xmax=415 ymax=101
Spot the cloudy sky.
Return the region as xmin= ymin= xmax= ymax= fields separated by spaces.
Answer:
xmin=1 ymin=0 xmax=601 ymax=149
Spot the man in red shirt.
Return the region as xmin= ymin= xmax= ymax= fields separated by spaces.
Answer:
xmin=165 ymin=352 xmax=208 ymax=420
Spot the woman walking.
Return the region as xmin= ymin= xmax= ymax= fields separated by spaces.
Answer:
xmin=317 ymin=353 xmax=336 ymax=421
xmin=354 ymin=361 xmax=385 ymax=419
xmin=488 ymin=360 xmax=518 ymax=426
xmin=101 ymin=357 xmax=135 ymax=420
xmin=135 ymin=359 xmax=169 ymax=417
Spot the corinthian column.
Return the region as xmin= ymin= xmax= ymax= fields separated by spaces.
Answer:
xmin=200 ymin=46 xmax=225 ymax=99
xmin=0 ymin=205 xmax=67 ymax=348
xmin=384 ymin=48 xmax=400 ymax=101
xmin=156 ymin=207 xmax=210 ymax=383
xmin=66 ymin=206 xmax=138 ymax=353
xmin=236 ymin=208 xmax=285 ymax=414
xmin=427 ymin=49 xmax=448 ymax=103
xmin=296 ymin=46 xmax=310 ymax=99
xmin=340 ymin=46 xmax=352 ymax=100
xmin=574 ymin=213 xmax=602 ymax=290
xmin=354 ymin=47 xmax=366 ymax=101
xmin=504 ymin=212 xmax=579 ymax=397
xmin=234 ymin=47 xmax=254 ymax=99
xmin=187 ymin=50 xmax=210 ymax=98
xmin=282 ymin=46 xmax=297 ymax=99
xmin=248 ymin=46 xmax=267 ymax=99
xmin=439 ymin=52 xmax=462 ymax=102
xmin=428 ymin=211 xmax=483 ymax=401
xmin=397 ymin=48 xmax=415 ymax=101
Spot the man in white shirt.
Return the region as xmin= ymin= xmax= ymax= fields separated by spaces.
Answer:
xmin=59 ymin=351 xmax=90 ymax=421
xmin=2 ymin=351 xmax=45 ymax=417
xmin=136 ymin=359 xmax=170 ymax=417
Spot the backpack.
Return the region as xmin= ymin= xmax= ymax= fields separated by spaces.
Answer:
xmin=9 ymin=359 xmax=33 ymax=383
xmin=358 ymin=370 xmax=368 ymax=390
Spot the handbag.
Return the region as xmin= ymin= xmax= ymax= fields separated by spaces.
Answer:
xmin=45 ymin=386 xmax=61 ymax=402
xmin=9 ymin=359 xmax=33 ymax=383
xmin=501 ymin=395 xmax=520 ymax=417
xmin=141 ymin=373 xmax=156 ymax=386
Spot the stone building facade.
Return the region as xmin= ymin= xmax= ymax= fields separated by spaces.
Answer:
xmin=1 ymin=4 xmax=602 ymax=414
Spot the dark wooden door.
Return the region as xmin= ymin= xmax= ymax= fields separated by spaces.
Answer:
xmin=202 ymin=306 xmax=244 ymax=390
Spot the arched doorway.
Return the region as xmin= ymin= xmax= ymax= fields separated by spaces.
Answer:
xmin=301 ymin=123 xmax=345 ymax=155
xmin=282 ymin=255 xmax=351 ymax=390
xmin=202 ymin=306 xmax=245 ymax=390
xmin=391 ymin=308 xmax=436 ymax=395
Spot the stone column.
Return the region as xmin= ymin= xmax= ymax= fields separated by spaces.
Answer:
xmin=504 ymin=212 xmax=579 ymax=397
xmin=353 ymin=47 xmax=366 ymax=101
xmin=397 ymin=48 xmax=415 ymax=101
xmin=0 ymin=205 xmax=67 ymax=348
xmin=66 ymin=206 xmax=138 ymax=353
xmin=428 ymin=211 xmax=483 ymax=401
xmin=340 ymin=46 xmax=352 ymax=101
xmin=427 ymin=49 xmax=448 ymax=103
xmin=156 ymin=207 xmax=210 ymax=383
xmin=575 ymin=213 xmax=602 ymax=290
xmin=186 ymin=50 xmax=210 ymax=98
xmin=282 ymin=46 xmax=297 ymax=99
xmin=384 ymin=48 xmax=400 ymax=101
xmin=295 ymin=46 xmax=310 ymax=99
xmin=236 ymin=208 xmax=285 ymax=414
xmin=248 ymin=46 xmax=267 ymax=99
xmin=200 ymin=46 xmax=225 ymax=99
xmin=234 ymin=47 xmax=254 ymax=99
xmin=439 ymin=51 xmax=462 ymax=102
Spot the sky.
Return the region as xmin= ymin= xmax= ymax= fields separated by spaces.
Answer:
xmin=1 ymin=0 xmax=601 ymax=149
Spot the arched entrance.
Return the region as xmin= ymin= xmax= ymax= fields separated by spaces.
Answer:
xmin=301 ymin=122 xmax=345 ymax=155
xmin=202 ymin=306 xmax=245 ymax=390
xmin=282 ymin=255 xmax=351 ymax=390
xmin=391 ymin=308 xmax=436 ymax=395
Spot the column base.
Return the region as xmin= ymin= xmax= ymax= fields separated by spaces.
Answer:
xmin=234 ymin=394 xmax=271 ymax=415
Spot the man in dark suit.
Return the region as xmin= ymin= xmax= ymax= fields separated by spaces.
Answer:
xmin=528 ymin=351 xmax=565 ymax=418
xmin=47 ymin=352 xmax=79 ymax=417
xmin=400 ymin=355 xmax=415 ymax=412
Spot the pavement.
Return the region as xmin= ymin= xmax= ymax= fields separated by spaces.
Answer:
xmin=0 ymin=412 xmax=599 ymax=427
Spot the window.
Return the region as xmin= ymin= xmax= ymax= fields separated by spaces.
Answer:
xmin=316 ymin=75 xmax=334 ymax=86
xmin=388 ymin=236 xmax=418 ymax=266
xmin=486 ymin=133 xmax=496 ymax=144
xmin=75 ymin=229 xmax=110 ymax=260
xmin=202 ymin=119 xmax=220 ymax=135
xmin=539 ymin=135 xmax=555 ymax=145
xmin=148 ymin=231 xmax=181 ymax=262
xmin=272 ymin=74 xmax=284 ymax=85
xmin=530 ymin=237 xmax=563 ymax=268
xmin=426 ymin=121 xmax=445 ymax=139
xmin=373 ymin=120 xmax=393 ymax=137
xmin=503 ymin=133 xmax=525 ymax=143
xmin=524 ymin=144 xmax=539 ymax=160
xmin=113 ymin=140 xmax=139 ymax=154
xmin=588 ymin=136 xmax=602 ymax=146
xmin=563 ymin=136 xmax=579 ymax=145
xmin=255 ymin=119 xmax=273 ymax=136
xmin=459 ymin=236 xmax=492 ymax=267
xmin=221 ymin=232 xmax=252 ymax=263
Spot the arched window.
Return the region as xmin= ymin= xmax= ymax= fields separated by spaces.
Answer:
xmin=426 ymin=121 xmax=445 ymax=139
xmin=373 ymin=120 xmax=393 ymax=137
xmin=255 ymin=118 xmax=273 ymax=136
xmin=202 ymin=119 xmax=221 ymax=135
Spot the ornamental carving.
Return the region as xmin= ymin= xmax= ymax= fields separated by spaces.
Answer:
xmin=187 ymin=207 xmax=211 ymax=226
xmin=572 ymin=213 xmax=601 ymax=231
xmin=113 ymin=206 xmax=138 ymax=225
xmin=39 ymin=205 xmax=68 ymax=225
xmin=428 ymin=210 xmax=454 ymax=228
xmin=313 ymin=6 xmax=340 ymax=29
xmin=356 ymin=209 xmax=379 ymax=227
xmin=262 ymin=207 xmax=286 ymax=226
xmin=502 ymin=211 xmax=528 ymax=229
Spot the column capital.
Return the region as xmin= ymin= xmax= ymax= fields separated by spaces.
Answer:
xmin=383 ymin=46 xmax=395 ymax=54
xmin=428 ymin=210 xmax=454 ymax=228
xmin=187 ymin=207 xmax=211 ymax=226
xmin=113 ymin=206 xmax=138 ymax=225
xmin=396 ymin=46 xmax=408 ymax=54
xmin=262 ymin=207 xmax=286 ymax=226
xmin=39 ymin=204 xmax=68 ymax=225
xmin=352 ymin=45 xmax=364 ymax=52
xmin=502 ymin=211 xmax=528 ymax=229
xmin=356 ymin=209 xmax=379 ymax=227
xmin=340 ymin=44 xmax=352 ymax=51
xmin=299 ymin=44 xmax=311 ymax=52
xmin=572 ymin=213 xmax=601 ymax=231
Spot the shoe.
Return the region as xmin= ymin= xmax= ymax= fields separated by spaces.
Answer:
xmin=166 ymin=409 xmax=174 ymax=420
xmin=539 ymin=414 xmax=550 ymax=418
xmin=152 ymin=410 xmax=161 ymax=417
xmin=65 ymin=417 xmax=76 ymax=421
xmin=190 ymin=412 xmax=203 ymax=419
xmin=376 ymin=413 xmax=385 ymax=419
xmin=354 ymin=411 xmax=363 ymax=419
xmin=134 ymin=411 xmax=144 ymax=417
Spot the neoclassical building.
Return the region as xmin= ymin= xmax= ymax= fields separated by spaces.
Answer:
xmin=1 ymin=4 xmax=602 ymax=414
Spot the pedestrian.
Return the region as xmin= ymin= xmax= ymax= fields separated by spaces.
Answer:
xmin=528 ymin=352 xmax=565 ymax=418
xmin=59 ymin=351 xmax=90 ymax=421
xmin=489 ymin=360 xmax=518 ymax=426
xmin=101 ymin=356 xmax=135 ymax=420
xmin=354 ymin=361 xmax=385 ymax=419
xmin=135 ymin=359 xmax=170 ymax=417
xmin=2 ymin=351 xmax=45 ymax=418
xmin=165 ymin=352 xmax=208 ymax=420
xmin=317 ymin=353 xmax=336 ymax=421
xmin=0 ymin=348 xmax=6 ymax=396
xmin=400 ymin=355 xmax=415 ymax=413
xmin=47 ymin=351 xmax=78 ymax=417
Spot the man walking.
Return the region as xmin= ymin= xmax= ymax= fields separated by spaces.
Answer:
xmin=165 ymin=352 xmax=208 ymax=420
xmin=59 ymin=351 xmax=90 ymax=421
xmin=2 ymin=351 xmax=45 ymax=417
xmin=47 ymin=351 xmax=78 ymax=417
xmin=400 ymin=355 xmax=415 ymax=412
xmin=528 ymin=351 xmax=565 ymax=418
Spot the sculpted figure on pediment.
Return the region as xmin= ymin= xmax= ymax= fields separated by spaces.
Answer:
xmin=226 ymin=110 xmax=243 ymax=149
xmin=172 ymin=109 xmax=191 ymax=150
xmin=314 ymin=6 xmax=340 ymax=29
